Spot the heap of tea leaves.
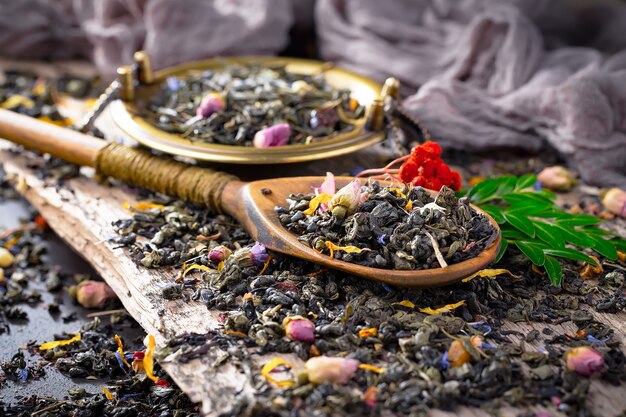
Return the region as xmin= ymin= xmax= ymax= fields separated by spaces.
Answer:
xmin=465 ymin=174 xmax=626 ymax=285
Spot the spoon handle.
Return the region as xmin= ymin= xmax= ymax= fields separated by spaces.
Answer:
xmin=0 ymin=108 xmax=239 ymax=212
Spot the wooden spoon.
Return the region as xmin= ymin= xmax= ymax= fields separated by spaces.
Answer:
xmin=0 ymin=108 xmax=501 ymax=287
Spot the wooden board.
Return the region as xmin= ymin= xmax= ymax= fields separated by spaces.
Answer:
xmin=1 ymin=143 xmax=626 ymax=417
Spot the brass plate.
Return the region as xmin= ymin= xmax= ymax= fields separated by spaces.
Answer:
xmin=110 ymin=56 xmax=384 ymax=164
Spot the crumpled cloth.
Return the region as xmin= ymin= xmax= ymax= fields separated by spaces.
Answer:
xmin=317 ymin=0 xmax=626 ymax=188
xmin=1 ymin=0 xmax=625 ymax=187
xmin=0 ymin=0 xmax=293 ymax=77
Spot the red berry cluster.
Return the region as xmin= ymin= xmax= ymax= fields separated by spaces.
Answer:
xmin=398 ymin=142 xmax=462 ymax=191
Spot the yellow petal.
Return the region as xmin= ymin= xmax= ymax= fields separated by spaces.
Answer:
xmin=1 ymin=95 xmax=34 ymax=109
xmin=462 ymin=268 xmax=515 ymax=283
xmin=392 ymin=300 xmax=415 ymax=309
xmin=419 ymin=300 xmax=465 ymax=315
xmin=324 ymin=241 xmax=366 ymax=259
xmin=114 ymin=335 xmax=130 ymax=367
xmin=261 ymin=357 xmax=295 ymax=388
xmin=388 ymin=187 xmax=407 ymax=199
xmin=37 ymin=116 xmax=74 ymax=127
xmin=358 ymin=364 xmax=384 ymax=374
xmin=303 ymin=193 xmax=333 ymax=215
xmin=39 ymin=333 xmax=81 ymax=351
xmin=183 ymin=263 xmax=214 ymax=277
xmin=358 ymin=328 xmax=378 ymax=338
xmin=101 ymin=386 xmax=114 ymax=400
xmin=405 ymin=200 xmax=413 ymax=211
xmin=143 ymin=334 xmax=158 ymax=382
xmin=122 ymin=201 xmax=165 ymax=211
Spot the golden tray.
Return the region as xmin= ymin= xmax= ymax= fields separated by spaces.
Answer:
xmin=109 ymin=54 xmax=387 ymax=164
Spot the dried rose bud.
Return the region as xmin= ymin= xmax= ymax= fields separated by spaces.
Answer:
xmin=0 ymin=247 xmax=14 ymax=268
xmin=250 ymin=242 xmax=269 ymax=266
xmin=600 ymin=188 xmax=626 ymax=218
xmin=305 ymin=356 xmax=359 ymax=384
xmin=537 ymin=166 xmax=576 ymax=192
xmin=329 ymin=180 xmax=363 ymax=218
xmin=208 ymin=245 xmax=232 ymax=263
xmin=310 ymin=108 xmax=339 ymax=129
xmin=196 ymin=93 xmax=225 ymax=118
xmin=253 ymin=123 xmax=291 ymax=148
xmin=74 ymin=280 xmax=117 ymax=309
xmin=283 ymin=316 xmax=315 ymax=343
xmin=565 ymin=346 xmax=604 ymax=376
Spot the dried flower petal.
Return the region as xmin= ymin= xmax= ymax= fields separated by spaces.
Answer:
xmin=39 ymin=333 xmax=81 ymax=351
xmin=303 ymin=193 xmax=333 ymax=215
xmin=462 ymin=268 xmax=515 ymax=283
xmin=358 ymin=363 xmax=384 ymax=373
xmin=324 ymin=241 xmax=366 ymax=258
xmin=447 ymin=336 xmax=483 ymax=367
xmin=284 ymin=316 xmax=315 ymax=343
xmin=253 ymin=123 xmax=291 ymax=148
xmin=183 ymin=263 xmax=214 ymax=276
xmin=250 ymin=242 xmax=269 ymax=266
xmin=537 ymin=166 xmax=576 ymax=192
xmin=101 ymin=386 xmax=114 ymax=401
xmin=123 ymin=201 xmax=165 ymax=211
xmin=305 ymin=356 xmax=359 ymax=384
xmin=393 ymin=300 xmax=415 ymax=309
xmin=143 ymin=334 xmax=158 ymax=382
xmin=363 ymin=386 xmax=379 ymax=409
xmin=358 ymin=328 xmax=378 ymax=338
xmin=315 ymin=172 xmax=336 ymax=196
xmin=579 ymin=255 xmax=603 ymax=279
xmin=419 ymin=300 xmax=465 ymax=315
xmin=565 ymin=346 xmax=604 ymax=376
xmin=261 ymin=357 xmax=295 ymax=388
xmin=115 ymin=335 xmax=130 ymax=368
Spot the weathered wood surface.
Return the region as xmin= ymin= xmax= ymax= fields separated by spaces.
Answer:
xmin=1 ymin=143 xmax=626 ymax=417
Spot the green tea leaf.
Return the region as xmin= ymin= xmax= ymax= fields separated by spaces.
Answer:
xmin=612 ymin=238 xmax=626 ymax=253
xmin=553 ymin=224 xmax=594 ymax=247
xmin=534 ymin=189 xmax=557 ymax=200
xmin=543 ymin=248 xmax=598 ymax=266
xmin=467 ymin=179 xmax=501 ymax=202
xmin=502 ymin=210 xmax=535 ymax=238
xmin=589 ymin=235 xmax=618 ymax=260
xmin=495 ymin=238 xmax=508 ymax=263
xmin=556 ymin=215 xmax=602 ymax=227
xmin=501 ymin=228 xmax=528 ymax=240
xmin=514 ymin=241 xmax=545 ymax=265
xmin=495 ymin=176 xmax=518 ymax=196
xmin=584 ymin=227 xmax=614 ymax=236
xmin=504 ymin=191 xmax=555 ymax=205
xmin=543 ymin=255 xmax=562 ymax=286
xmin=534 ymin=222 xmax=564 ymax=247
xmin=515 ymin=174 xmax=537 ymax=191
xmin=480 ymin=205 xmax=505 ymax=224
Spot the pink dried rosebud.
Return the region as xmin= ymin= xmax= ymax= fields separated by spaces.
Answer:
xmin=329 ymin=180 xmax=363 ymax=218
xmin=305 ymin=356 xmax=359 ymax=384
xmin=283 ymin=316 xmax=315 ymax=343
xmin=537 ymin=166 xmax=576 ymax=192
xmin=250 ymin=242 xmax=269 ymax=266
xmin=565 ymin=346 xmax=604 ymax=376
xmin=196 ymin=93 xmax=225 ymax=118
xmin=253 ymin=123 xmax=291 ymax=148
xmin=208 ymin=245 xmax=232 ymax=263
xmin=74 ymin=280 xmax=117 ymax=309
xmin=600 ymin=188 xmax=626 ymax=218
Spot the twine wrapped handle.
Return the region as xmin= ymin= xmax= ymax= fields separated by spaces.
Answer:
xmin=95 ymin=142 xmax=238 ymax=212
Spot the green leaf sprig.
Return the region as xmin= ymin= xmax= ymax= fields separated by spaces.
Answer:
xmin=465 ymin=174 xmax=626 ymax=286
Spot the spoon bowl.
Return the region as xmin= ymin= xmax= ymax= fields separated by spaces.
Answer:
xmin=221 ymin=176 xmax=501 ymax=288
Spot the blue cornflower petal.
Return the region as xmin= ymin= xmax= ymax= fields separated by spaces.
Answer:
xmin=377 ymin=234 xmax=387 ymax=245
xmin=587 ymin=335 xmax=608 ymax=344
xmin=439 ymin=351 xmax=450 ymax=370
xmin=17 ymin=367 xmax=28 ymax=383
